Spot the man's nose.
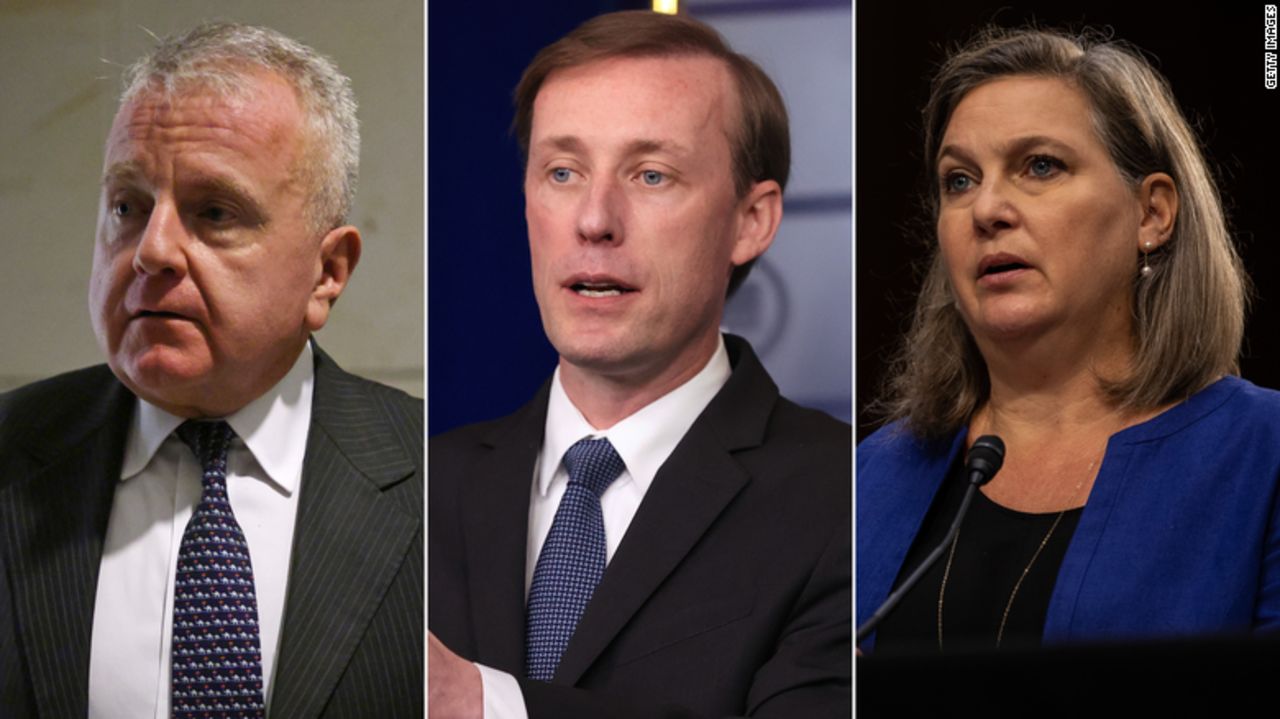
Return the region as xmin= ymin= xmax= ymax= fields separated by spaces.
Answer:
xmin=132 ymin=201 xmax=189 ymax=276
xmin=576 ymin=177 xmax=622 ymax=244
xmin=971 ymin=179 xmax=1019 ymax=236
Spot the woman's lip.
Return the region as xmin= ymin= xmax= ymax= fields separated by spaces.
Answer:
xmin=977 ymin=266 xmax=1031 ymax=288
xmin=977 ymin=253 xmax=1032 ymax=278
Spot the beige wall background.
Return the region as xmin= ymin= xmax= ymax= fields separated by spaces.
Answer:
xmin=0 ymin=0 xmax=423 ymax=397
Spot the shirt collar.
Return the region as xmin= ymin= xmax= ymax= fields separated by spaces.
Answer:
xmin=119 ymin=341 xmax=315 ymax=495
xmin=537 ymin=334 xmax=732 ymax=497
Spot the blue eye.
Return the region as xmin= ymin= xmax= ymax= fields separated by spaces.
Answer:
xmin=943 ymin=173 xmax=972 ymax=194
xmin=640 ymin=170 xmax=665 ymax=186
xmin=551 ymin=168 xmax=572 ymax=183
xmin=1028 ymin=155 xmax=1064 ymax=178
xmin=111 ymin=198 xmax=151 ymax=219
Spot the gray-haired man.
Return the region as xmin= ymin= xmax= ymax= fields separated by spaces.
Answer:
xmin=0 ymin=23 xmax=422 ymax=718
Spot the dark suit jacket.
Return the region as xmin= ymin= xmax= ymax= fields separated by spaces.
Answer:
xmin=429 ymin=335 xmax=851 ymax=718
xmin=0 ymin=345 xmax=423 ymax=718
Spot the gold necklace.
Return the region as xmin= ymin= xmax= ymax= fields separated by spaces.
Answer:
xmin=996 ymin=511 xmax=1067 ymax=647
xmin=936 ymin=453 xmax=1098 ymax=651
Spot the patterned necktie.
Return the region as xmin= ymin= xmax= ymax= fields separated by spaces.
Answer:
xmin=172 ymin=420 xmax=266 ymax=718
xmin=525 ymin=437 xmax=625 ymax=681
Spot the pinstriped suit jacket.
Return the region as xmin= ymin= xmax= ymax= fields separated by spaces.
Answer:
xmin=0 ymin=345 xmax=423 ymax=718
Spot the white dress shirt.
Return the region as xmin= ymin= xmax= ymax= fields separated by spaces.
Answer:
xmin=478 ymin=336 xmax=732 ymax=719
xmin=88 ymin=343 xmax=314 ymax=719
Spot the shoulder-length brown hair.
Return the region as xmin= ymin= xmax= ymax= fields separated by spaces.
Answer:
xmin=881 ymin=26 xmax=1248 ymax=440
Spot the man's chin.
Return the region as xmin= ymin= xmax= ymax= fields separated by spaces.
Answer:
xmin=556 ymin=340 xmax=665 ymax=384
xmin=557 ymin=342 xmax=629 ymax=367
xmin=109 ymin=348 xmax=217 ymax=416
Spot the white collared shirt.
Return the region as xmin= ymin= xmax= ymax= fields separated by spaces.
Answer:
xmin=87 ymin=343 xmax=314 ymax=719
xmin=480 ymin=335 xmax=733 ymax=719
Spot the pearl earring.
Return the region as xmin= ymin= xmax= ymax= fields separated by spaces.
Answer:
xmin=1141 ymin=241 xmax=1155 ymax=278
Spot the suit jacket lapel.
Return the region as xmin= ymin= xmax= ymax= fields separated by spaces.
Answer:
xmin=461 ymin=383 xmax=548 ymax=674
xmin=270 ymin=348 xmax=420 ymax=719
xmin=0 ymin=369 xmax=132 ymax=719
xmin=554 ymin=336 xmax=776 ymax=684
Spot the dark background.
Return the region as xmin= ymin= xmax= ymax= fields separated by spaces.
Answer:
xmin=428 ymin=0 xmax=647 ymax=435
xmin=857 ymin=3 xmax=1280 ymax=440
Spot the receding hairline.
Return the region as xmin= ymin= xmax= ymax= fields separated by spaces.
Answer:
xmin=116 ymin=22 xmax=362 ymax=232
xmin=512 ymin=10 xmax=790 ymax=294
xmin=120 ymin=65 xmax=306 ymax=126
xmin=529 ymin=52 xmax=742 ymax=173
xmin=527 ymin=53 xmax=738 ymax=155
xmin=112 ymin=69 xmax=320 ymax=207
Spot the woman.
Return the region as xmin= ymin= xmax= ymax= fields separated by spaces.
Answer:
xmin=857 ymin=26 xmax=1280 ymax=652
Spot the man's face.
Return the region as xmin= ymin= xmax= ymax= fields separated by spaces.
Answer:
xmin=525 ymin=55 xmax=774 ymax=391
xmin=90 ymin=71 xmax=354 ymax=417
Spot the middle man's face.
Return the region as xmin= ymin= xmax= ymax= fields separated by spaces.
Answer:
xmin=524 ymin=54 xmax=759 ymax=391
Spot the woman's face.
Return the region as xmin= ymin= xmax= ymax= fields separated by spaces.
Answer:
xmin=935 ymin=75 xmax=1146 ymax=351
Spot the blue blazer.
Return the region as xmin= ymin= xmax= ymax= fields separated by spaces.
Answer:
xmin=857 ymin=376 xmax=1280 ymax=651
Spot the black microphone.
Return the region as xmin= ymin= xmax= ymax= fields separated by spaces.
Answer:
xmin=856 ymin=435 xmax=1006 ymax=644
xmin=964 ymin=435 xmax=1005 ymax=487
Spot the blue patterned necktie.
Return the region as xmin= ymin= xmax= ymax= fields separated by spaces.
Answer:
xmin=171 ymin=420 xmax=266 ymax=718
xmin=525 ymin=437 xmax=625 ymax=681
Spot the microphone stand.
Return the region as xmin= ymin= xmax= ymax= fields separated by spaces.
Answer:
xmin=856 ymin=435 xmax=1005 ymax=644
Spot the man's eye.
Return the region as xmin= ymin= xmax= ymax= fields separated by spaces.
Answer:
xmin=200 ymin=205 xmax=235 ymax=224
xmin=640 ymin=170 xmax=665 ymax=186
xmin=550 ymin=168 xmax=573 ymax=183
xmin=110 ymin=199 xmax=154 ymax=220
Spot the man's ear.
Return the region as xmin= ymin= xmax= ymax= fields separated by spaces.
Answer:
xmin=305 ymin=225 xmax=362 ymax=332
xmin=1137 ymin=172 xmax=1178 ymax=252
xmin=731 ymin=180 xmax=783 ymax=266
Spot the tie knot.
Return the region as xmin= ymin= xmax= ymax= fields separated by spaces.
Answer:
xmin=562 ymin=437 xmax=624 ymax=498
xmin=176 ymin=420 xmax=235 ymax=470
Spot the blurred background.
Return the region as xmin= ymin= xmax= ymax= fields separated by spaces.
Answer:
xmin=0 ymin=0 xmax=423 ymax=397
xmin=428 ymin=0 xmax=852 ymax=435
xmin=858 ymin=3 xmax=1280 ymax=440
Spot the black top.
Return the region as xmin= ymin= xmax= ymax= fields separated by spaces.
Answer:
xmin=875 ymin=460 xmax=1083 ymax=654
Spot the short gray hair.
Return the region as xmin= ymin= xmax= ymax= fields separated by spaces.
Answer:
xmin=121 ymin=22 xmax=360 ymax=231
